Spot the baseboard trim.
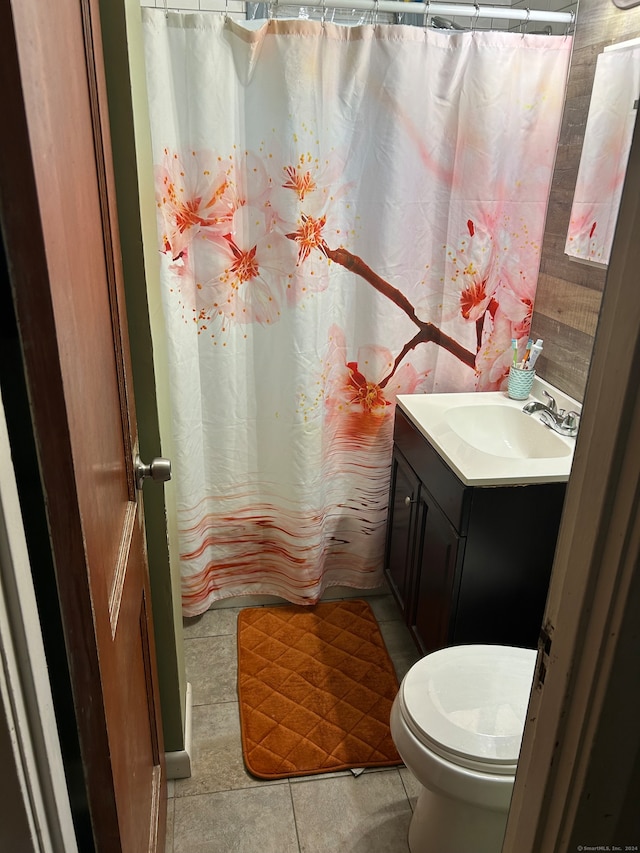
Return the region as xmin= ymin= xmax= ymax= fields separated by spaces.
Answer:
xmin=164 ymin=681 xmax=193 ymax=780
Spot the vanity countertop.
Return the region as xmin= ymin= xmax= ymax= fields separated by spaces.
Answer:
xmin=396 ymin=377 xmax=581 ymax=487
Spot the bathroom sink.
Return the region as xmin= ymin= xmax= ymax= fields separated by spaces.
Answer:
xmin=396 ymin=379 xmax=580 ymax=486
xmin=443 ymin=405 xmax=571 ymax=460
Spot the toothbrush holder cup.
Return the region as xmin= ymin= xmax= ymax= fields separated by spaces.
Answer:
xmin=508 ymin=366 xmax=535 ymax=400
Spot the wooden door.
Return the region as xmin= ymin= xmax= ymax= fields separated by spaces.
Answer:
xmin=0 ymin=2 xmax=166 ymax=851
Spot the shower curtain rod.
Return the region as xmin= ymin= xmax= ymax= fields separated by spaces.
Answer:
xmin=258 ymin=1 xmax=574 ymax=25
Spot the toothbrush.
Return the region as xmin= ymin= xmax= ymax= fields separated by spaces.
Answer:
xmin=521 ymin=339 xmax=533 ymax=368
xmin=512 ymin=338 xmax=518 ymax=367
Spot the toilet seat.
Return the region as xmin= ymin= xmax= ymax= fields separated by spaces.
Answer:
xmin=399 ymin=645 xmax=537 ymax=776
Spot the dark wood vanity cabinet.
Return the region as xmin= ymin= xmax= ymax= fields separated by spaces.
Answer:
xmin=386 ymin=451 xmax=422 ymax=615
xmin=384 ymin=407 xmax=567 ymax=654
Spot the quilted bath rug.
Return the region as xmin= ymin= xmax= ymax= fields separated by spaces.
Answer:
xmin=237 ymin=599 xmax=403 ymax=779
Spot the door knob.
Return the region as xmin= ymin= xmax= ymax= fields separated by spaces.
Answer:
xmin=135 ymin=455 xmax=172 ymax=490
xmin=404 ymin=495 xmax=416 ymax=506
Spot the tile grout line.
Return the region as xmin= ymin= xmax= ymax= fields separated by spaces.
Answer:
xmin=396 ymin=767 xmax=415 ymax=813
xmin=287 ymin=779 xmax=304 ymax=853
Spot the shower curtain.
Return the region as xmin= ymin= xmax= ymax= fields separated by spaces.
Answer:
xmin=142 ymin=11 xmax=571 ymax=615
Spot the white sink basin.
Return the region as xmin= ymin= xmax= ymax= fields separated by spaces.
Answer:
xmin=396 ymin=380 xmax=580 ymax=485
xmin=443 ymin=405 xmax=571 ymax=460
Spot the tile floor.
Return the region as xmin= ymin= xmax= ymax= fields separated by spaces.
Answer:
xmin=166 ymin=592 xmax=423 ymax=853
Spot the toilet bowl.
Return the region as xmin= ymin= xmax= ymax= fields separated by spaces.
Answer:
xmin=390 ymin=644 xmax=537 ymax=853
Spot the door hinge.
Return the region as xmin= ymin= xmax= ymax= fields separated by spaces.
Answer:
xmin=535 ymin=622 xmax=553 ymax=687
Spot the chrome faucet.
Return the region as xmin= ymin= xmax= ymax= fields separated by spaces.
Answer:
xmin=523 ymin=390 xmax=580 ymax=437
xmin=522 ymin=389 xmax=556 ymax=416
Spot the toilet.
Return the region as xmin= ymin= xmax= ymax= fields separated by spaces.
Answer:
xmin=390 ymin=644 xmax=537 ymax=853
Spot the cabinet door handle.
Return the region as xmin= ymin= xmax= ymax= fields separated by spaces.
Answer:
xmin=404 ymin=495 xmax=417 ymax=506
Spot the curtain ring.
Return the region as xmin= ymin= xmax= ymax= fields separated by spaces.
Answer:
xmin=225 ymin=0 xmax=229 ymax=18
xmin=471 ymin=2 xmax=480 ymax=32
xmin=321 ymin=0 xmax=327 ymax=29
xmin=521 ymin=8 xmax=530 ymax=38
xmin=374 ymin=0 xmax=379 ymax=28
xmin=565 ymin=9 xmax=574 ymax=38
xmin=163 ymin=0 xmax=168 ymax=20
xmin=423 ymin=0 xmax=431 ymax=31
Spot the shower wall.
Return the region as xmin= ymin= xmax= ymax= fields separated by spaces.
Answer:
xmin=530 ymin=0 xmax=640 ymax=402
xmin=139 ymin=0 xmax=573 ymax=32
xmin=140 ymin=0 xmax=246 ymax=15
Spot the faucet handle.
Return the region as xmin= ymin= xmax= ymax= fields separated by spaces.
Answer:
xmin=542 ymin=390 xmax=557 ymax=412
xmin=564 ymin=411 xmax=580 ymax=430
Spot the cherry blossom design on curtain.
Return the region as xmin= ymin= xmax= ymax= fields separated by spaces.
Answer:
xmin=156 ymin=145 xmax=528 ymax=390
xmin=565 ymin=45 xmax=640 ymax=266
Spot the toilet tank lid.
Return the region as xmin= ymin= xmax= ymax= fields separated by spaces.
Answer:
xmin=401 ymin=645 xmax=537 ymax=765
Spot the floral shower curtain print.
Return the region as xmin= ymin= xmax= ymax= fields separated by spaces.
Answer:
xmin=142 ymin=11 xmax=571 ymax=615
xmin=565 ymin=44 xmax=640 ymax=265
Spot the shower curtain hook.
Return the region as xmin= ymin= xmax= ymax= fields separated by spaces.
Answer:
xmin=321 ymin=0 xmax=327 ymax=29
xmin=423 ymin=0 xmax=431 ymax=31
xmin=565 ymin=9 xmax=575 ymax=38
xmin=163 ymin=0 xmax=168 ymax=20
xmin=521 ymin=8 xmax=530 ymax=38
xmin=471 ymin=2 xmax=480 ymax=33
xmin=374 ymin=0 xmax=379 ymax=29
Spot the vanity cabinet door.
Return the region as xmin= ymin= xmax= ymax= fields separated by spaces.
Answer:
xmin=412 ymin=492 xmax=463 ymax=654
xmin=385 ymin=449 xmax=421 ymax=621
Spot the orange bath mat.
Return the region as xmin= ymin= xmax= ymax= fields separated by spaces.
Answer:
xmin=237 ymin=599 xmax=403 ymax=779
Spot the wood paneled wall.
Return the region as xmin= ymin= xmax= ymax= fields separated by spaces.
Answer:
xmin=531 ymin=0 xmax=640 ymax=402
